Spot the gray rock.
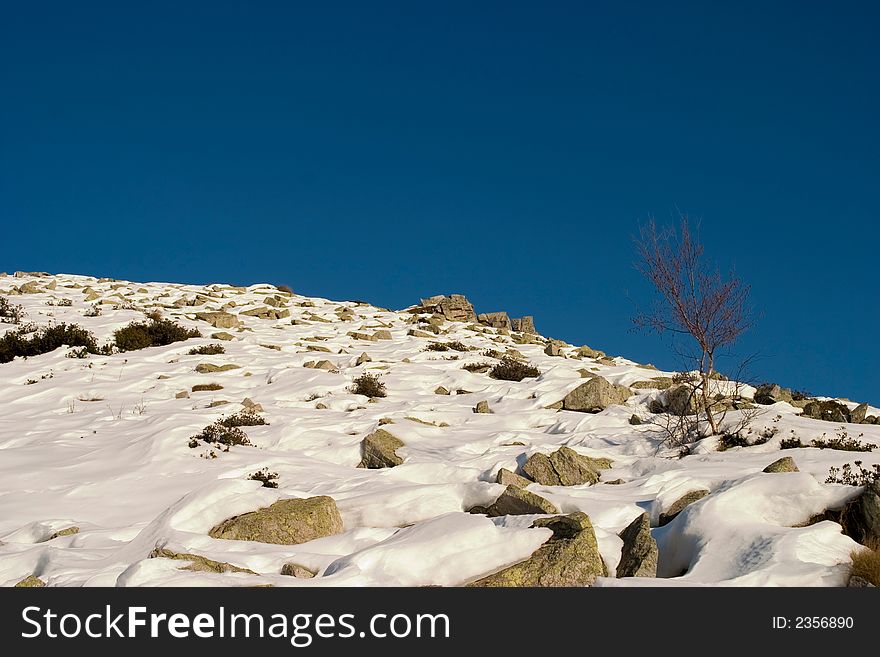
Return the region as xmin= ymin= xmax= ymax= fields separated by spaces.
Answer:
xmin=358 ymin=429 xmax=405 ymax=468
xmin=840 ymin=480 xmax=880 ymax=546
xmin=851 ymin=403 xmax=869 ymax=424
xmin=468 ymin=513 xmax=607 ymax=587
xmin=754 ymin=383 xmax=793 ymax=405
xmin=664 ymin=384 xmax=701 ymax=416
xmin=208 ymin=496 xmax=344 ymax=545
xmin=510 ymin=316 xmax=536 ymax=334
xmin=486 ymin=485 xmax=559 ymax=516
xmin=280 ymin=563 xmax=317 ymax=578
xmin=474 ymin=400 xmax=493 ymax=414
xmin=544 ymin=340 xmax=566 ymax=357
xmin=478 ymin=312 xmax=511 ymax=330
xmin=658 ymin=489 xmax=709 ymax=526
xmin=495 ymin=468 xmax=533 ymax=488
xmin=561 ymin=376 xmax=632 ymax=413
xmin=629 ymin=414 xmax=642 ymax=425
xmin=521 ymin=447 xmax=611 ymax=486
xmin=195 ymin=311 xmax=240 ymax=329
xmin=801 ymin=400 xmax=852 ymax=423
xmin=616 ymin=513 xmax=658 ymax=577
xmin=419 ymin=294 xmax=477 ymax=323
xmin=763 ymin=457 xmax=799 ymax=473
xmin=150 ymin=548 xmax=256 ymax=574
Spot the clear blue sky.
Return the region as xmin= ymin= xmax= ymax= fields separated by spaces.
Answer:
xmin=1 ymin=1 xmax=877 ymax=403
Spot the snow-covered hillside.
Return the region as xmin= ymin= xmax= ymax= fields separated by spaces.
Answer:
xmin=1 ymin=272 xmax=878 ymax=587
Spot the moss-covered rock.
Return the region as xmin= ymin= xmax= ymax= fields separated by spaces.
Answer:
xmin=763 ymin=457 xmax=799 ymax=473
xmin=522 ymin=447 xmax=611 ymax=486
xmin=658 ymin=489 xmax=709 ymax=526
xmin=358 ymin=429 xmax=405 ymax=468
xmin=208 ymin=496 xmax=344 ymax=545
xmin=150 ymin=548 xmax=256 ymax=574
xmin=561 ymin=376 xmax=632 ymax=413
xmin=14 ymin=575 xmax=46 ymax=587
xmin=486 ymin=485 xmax=559 ymax=516
xmin=616 ymin=513 xmax=658 ymax=577
xmin=495 ymin=468 xmax=533 ymax=488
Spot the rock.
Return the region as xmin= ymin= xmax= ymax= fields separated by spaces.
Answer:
xmin=372 ymin=330 xmax=393 ymax=340
xmin=420 ymin=294 xmax=477 ymax=323
xmin=486 ymin=485 xmax=560 ymax=516
xmin=195 ymin=363 xmax=241 ymax=373
xmin=355 ymin=352 xmax=372 ymax=366
xmin=658 ymin=490 xmax=709 ymax=526
xmin=848 ymin=575 xmax=876 ymax=587
xmin=629 ymin=414 xmax=642 ymax=425
xmin=195 ymin=311 xmax=240 ymax=329
xmin=616 ymin=513 xmax=658 ymax=577
xmin=208 ymin=496 xmax=344 ymax=545
xmin=434 ymin=386 xmax=450 ymax=395
xmin=664 ymin=384 xmax=701 ymax=416
xmin=347 ymin=331 xmax=377 ymax=342
xmin=840 ymin=480 xmax=880 ymax=545
xmin=495 ymin=468 xmax=533 ymax=488
xmin=478 ymin=312 xmax=511 ymax=330
xmin=17 ymin=281 xmax=42 ymax=294
xmin=474 ymin=400 xmax=493 ymax=414
xmin=510 ymin=316 xmax=536 ymax=334
xmin=15 ymin=575 xmax=46 ymax=587
xmin=241 ymin=398 xmax=263 ymax=412
xmin=851 ymin=403 xmax=869 ymax=424
xmin=358 ymin=429 xmax=405 ymax=468
xmin=522 ymin=447 xmax=611 ymax=486
xmin=47 ymin=526 xmax=79 ymax=541
xmin=801 ymin=399 xmax=851 ymax=423
xmin=575 ymin=345 xmax=605 ymax=359
xmin=763 ymin=457 xmax=799 ymax=473
xmin=754 ymin=383 xmax=794 ymax=405
xmin=561 ymin=376 xmax=632 ymax=413
xmin=407 ymin=328 xmax=435 ymax=338
xmin=280 ymin=563 xmax=317 ymax=578
xmin=304 ymin=360 xmax=336 ymax=371
xmin=866 ymin=416 xmax=878 ymax=425
xmin=150 ymin=548 xmax=256 ymax=574
xmin=544 ymin=340 xmax=566 ymax=357
xmin=630 ymin=377 xmax=674 ymax=390
xmin=468 ymin=513 xmax=606 ymax=587
xmin=176 ymin=390 xmax=190 ymax=399
xmin=211 ymin=332 xmax=235 ymax=341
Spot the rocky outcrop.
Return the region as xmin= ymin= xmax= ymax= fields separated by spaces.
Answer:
xmin=496 ymin=468 xmax=533 ymax=488
xmin=150 ymin=548 xmax=256 ymax=574
xmin=358 ymin=429 xmax=405 ymax=468
xmin=478 ymin=312 xmax=511 ymax=330
xmin=616 ymin=513 xmax=658 ymax=577
xmin=486 ymin=485 xmax=559 ymax=516
xmin=510 ymin=316 xmax=536 ymax=334
xmin=208 ymin=496 xmax=343 ymax=545
xmin=763 ymin=457 xmax=799 ymax=473
xmin=473 ymin=400 xmax=493 ymax=414
xmin=801 ymin=400 xmax=852 ymax=423
xmin=468 ymin=513 xmax=607 ymax=587
xmin=840 ymin=480 xmax=880 ymax=546
xmin=195 ymin=311 xmax=240 ymax=329
xmin=851 ymin=403 xmax=869 ymax=424
xmin=561 ymin=376 xmax=632 ymax=413
xmin=521 ymin=447 xmax=611 ymax=486
xmin=658 ymin=489 xmax=709 ymax=526
xmin=754 ymin=384 xmax=793 ymax=405
xmin=419 ymin=295 xmax=477 ymax=323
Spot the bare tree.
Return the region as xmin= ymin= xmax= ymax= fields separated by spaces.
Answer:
xmin=634 ymin=215 xmax=753 ymax=438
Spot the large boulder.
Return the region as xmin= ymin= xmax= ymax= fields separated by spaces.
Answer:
xmin=195 ymin=311 xmax=240 ymax=329
xmin=358 ymin=429 xmax=405 ymax=468
xmin=522 ymin=447 xmax=611 ymax=486
xmin=468 ymin=513 xmax=607 ymax=587
xmin=486 ymin=485 xmax=559 ymax=516
xmin=664 ymin=384 xmax=701 ymax=416
xmin=208 ymin=496 xmax=343 ymax=545
xmin=478 ymin=312 xmax=511 ymax=330
xmin=419 ymin=294 xmax=477 ymax=323
xmin=496 ymin=468 xmax=533 ymax=488
xmin=840 ymin=480 xmax=880 ymax=546
xmin=510 ymin=316 xmax=536 ymax=334
xmin=616 ymin=513 xmax=658 ymax=577
xmin=851 ymin=403 xmax=869 ymax=424
xmin=801 ymin=400 xmax=851 ymax=423
xmin=658 ymin=489 xmax=709 ymax=526
xmin=754 ymin=383 xmax=793 ymax=405
xmin=561 ymin=376 xmax=632 ymax=413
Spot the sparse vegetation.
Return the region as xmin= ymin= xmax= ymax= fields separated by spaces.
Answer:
xmin=780 ymin=436 xmax=805 ymax=449
xmin=192 ymin=383 xmax=223 ymax=392
xmin=0 ymin=297 xmax=24 ymax=324
xmin=190 ymin=422 xmax=251 ymax=449
xmin=489 ymin=357 xmax=540 ymax=382
xmin=188 ymin=343 xmax=225 ymax=356
xmin=826 ymin=461 xmax=880 ymax=486
xmin=810 ymin=428 xmax=876 ymax=452
xmin=114 ymin=317 xmax=200 ymax=351
xmin=349 ymin=372 xmax=386 ymax=398
xmin=0 ymin=323 xmax=100 ymax=364
xmin=248 ymin=468 xmax=279 ymax=488
xmin=850 ymin=540 xmax=880 ymax=586
xmin=84 ymin=304 xmax=102 ymax=317
xmin=461 ymin=362 xmax=492 ymax=373
xmin=218 ymin=410 xmax=267 ymax=428
xmin=424 ymin=340 xmax=469 ymax=352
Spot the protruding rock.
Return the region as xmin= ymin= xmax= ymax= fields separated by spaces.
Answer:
xmin=280 ymin=563 xmax=317 ymax=578
xmin=495 ymin=468 xmax=533 ymax=488
xmin=840 ymin=480 xmax=880 ymax=546
xmin=434 ymin=386 xmax=450 ymax=395
xmin=195 ymin=363 xmax=241 ymax=373
xmin=358 ymin=429 xmax=405 ymax=468
xmin=15 ymin=575 xmax=46 ymax=587
xmin=478 ymin=312 xmax=511 ymax=330
xmin=510 ymin=316 xmax=536 ymax=334
xmin=544 ymin=340 xmax=566 ymax=357
xmin=47 ymin=526 xmax=79 ymax=541
xmin=355 ymin=352 xmax=372 ymax=366
xmin=195 ymin=311 xmax=240 ymax=329
xmin=208 ymin=496 xmax=344 ymax=545
xmin=561 ymin=376 xmax=632 ymax=413
xmin=754 ymin=383 xmax=793 ymax=405
xmin=474 ymin=400 xmax=493 ymax=414
xmin=486 ymin=485 xmax=559 ymax=516
xmin=468 ymin=513 xmax=607 ymax=587
xmin=616 ymin=513 xmax=658 ymax=577
xmin=851 ymin=403 xmax=869 ymax=424
xmin=419 ymin=294 xmax=477 ymax=323
xmin=150 ymin=548 xmax=256 ymax=574
xmin=763 ymin=457 xmax=799 ymax=473
xmin=801 ymin=399 xmax=851 ymax=423
xmin=658 ymin=489 xmax=709 ymax=526
xmin=522 ymin=447 xmax=611 ymax=486
xmin=629 ymin=414 xmax=642 ymax=425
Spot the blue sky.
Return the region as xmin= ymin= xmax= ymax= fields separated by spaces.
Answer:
xmin=1 ymin=1 xmax=877 ymax=403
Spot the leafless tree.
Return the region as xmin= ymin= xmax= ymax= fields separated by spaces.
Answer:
xmin=634 ymin=215 xmax=754 ymax=438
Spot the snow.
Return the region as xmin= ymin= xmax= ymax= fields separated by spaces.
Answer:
xmin=0 ymin=272 xmax=877 ymax=587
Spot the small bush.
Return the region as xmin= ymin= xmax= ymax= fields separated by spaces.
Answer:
xmin=0 ymin=297 xmax=24 ymax=324
xmin=188 ymin=343 xmax=225 ymax=356
xmin=424 ymin=343 xmax=449 ymax=352
xmin=349 ymin=372 xmax=386 ymax=398
xmin=811 ymin=430 xmax=876 ymax=452
xmin=780 ymin=436 xmax=805 ymax=449
xmin=717 ymin=433 xmax=750 ymax=450
xmin=850 ymin=540 xmax=880 ymax=586
xmin=57 ymin=298 xmax=73 ymax=307
xmin=462 ymin=362 xmax=492 ymax=373
xmin=825 ymin=461 xmax=880 ymax=486
xmin=84 ymin=304 xmax=102 ymax=317
xmin=192 ymin=383 xmax=223 ymax=392
xmin=66 ymin=347 xmax=90 ymax=359
xmin=0 ymin=323 xmax=99 ymax=364
xmin=218 ymin=410 xmax=268 ymax=428
xmin=114 ymin=318 xmax=200 ymax=351
xmin=489 ymin=357 xmax=540 ymax=382
xmin=190 ymin=423 xmax=250 ymax=449
xmin=248 ymin=468 xmax=279 ymax=488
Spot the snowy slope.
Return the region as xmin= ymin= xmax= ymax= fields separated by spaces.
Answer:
xmin=0 ymin=272 xmax=877 ymax=587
